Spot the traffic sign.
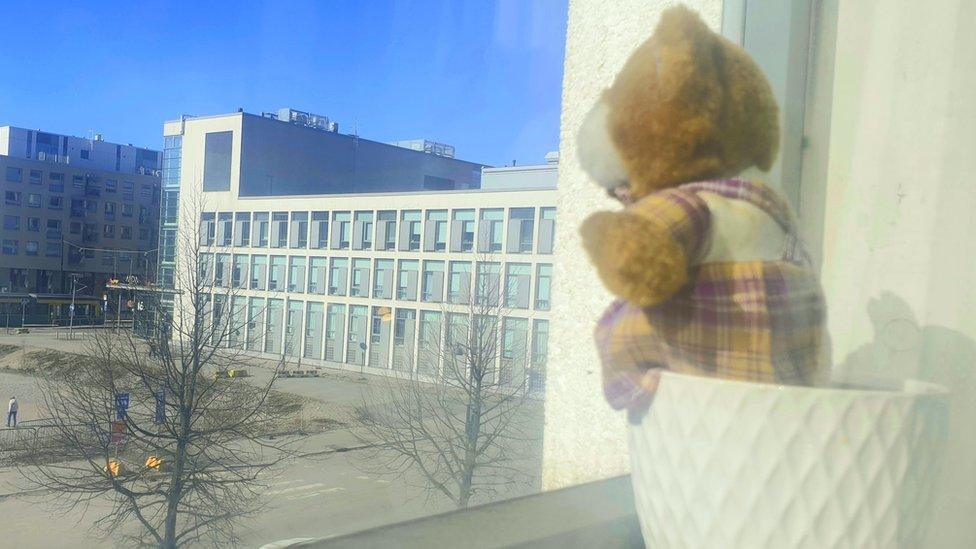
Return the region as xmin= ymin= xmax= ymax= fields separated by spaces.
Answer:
xmin=154 ymin=391 xmax=166 ymax=424
xmin=115 ymin=393 xmax=130 ymax=420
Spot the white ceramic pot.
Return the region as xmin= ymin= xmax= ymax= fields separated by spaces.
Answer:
xmin=628 ymin=371 xmax=949 ymax=548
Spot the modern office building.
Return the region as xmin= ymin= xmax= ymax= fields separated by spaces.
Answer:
xmin=0 ymin=126 xmax=161 ymax=324
xmin=163 ymin=109 xmax=555 ymax=391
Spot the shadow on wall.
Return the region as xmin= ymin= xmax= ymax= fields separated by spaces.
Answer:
xmin=836 ymin=290 xmax=976 ymax=547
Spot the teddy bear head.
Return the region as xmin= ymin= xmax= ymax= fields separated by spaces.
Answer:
xmin=577 ymin=5 xmax=779 ymax=202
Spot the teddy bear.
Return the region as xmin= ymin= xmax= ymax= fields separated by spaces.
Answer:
xmin=577 ymin=5 xmax=827 ymax=416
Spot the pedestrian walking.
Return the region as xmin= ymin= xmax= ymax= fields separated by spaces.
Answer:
xmin=7 ymin=396 xmax=17 ymax=427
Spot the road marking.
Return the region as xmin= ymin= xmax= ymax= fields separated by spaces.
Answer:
xmin=268 ymin=479 xmax=302 ymax=487
xmin=267 ymin=482 xmax=325 ymax=496
xmin=289 ymin=487 xmax=347 ymax=500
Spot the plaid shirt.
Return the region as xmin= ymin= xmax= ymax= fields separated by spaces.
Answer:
xmin=597 ymin=179 xmax=827 ymax=410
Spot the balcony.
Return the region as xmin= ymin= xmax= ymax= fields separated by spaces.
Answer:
xmin=292 ymin=476 xmax=641 ymax=548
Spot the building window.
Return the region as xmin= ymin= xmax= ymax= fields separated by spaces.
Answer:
xmin=325 ymin=303 xmax=346 ymax=362
xmin=531 ymin=319 xmax=549 ymax=392
xmin=475 ymin=262 xmax=501 ymax=304
xmin=425 ymin=210 xmax=448 ymax=252
xmin=535 ymin=264 xmax=552 ymax=310
xmin=80 ymin=149 xmax=90 ymax=160
xmin=308 ymin=257 xmax=327 ymax=294
xmin=448 ymin=261 xmax=472 ymax=304
xmin=350 ymin=258 xmax=371 ymax=297
xmin=5 ymin=167 xmax=22 ymax=182
xmin=478 ymin=209 xmax=504 ymax=253
xmin=139 ymin=227 xmax=149 ymax=240
xmin=26 ymin=193 xmax=40 ymax=208
xmin=46 ymin=219 xmax=62 ymax=240
xmin=2 ymin=239 xmax=18 ymax=255
xmin=218 ymin=212 xmax=233 ymax=246
xmin=507 ymin=208 xmax=535 ymax=253
xmin=421 ymin=261 xmax=445 ymax=302
xmin=290 ymin=211 xmax=308 ymax=248
xmin=122 ymin=180 xmax=134 ymax=201
xmin=270 ymin=212 xmax=288 ymax=248
xmin=538 ymin=207 xmax=556 ymax=254
xmin=268 ymin=255 xmax=286 ymax=290
xmin=25 ymin=241 xmax=38 ymax=256
xmin=45 ymin=242 xmax=61 ymax=258
xmin=252 ymin=212 xmax=269 ymax=247
xmin=399 ymin=210 xmax=422 ymax=251
xmin=329 ymin=258 xmax=349 ymax=296
xmin=103 ymin=224 xmax=115 ymax=239
xmin=140 ymin=185 xmax=152 ymax=200
xmin=49 ymin=181 xmax=64 ymax=193
xmin=397 ymin=259 xmax=420 ymax=300
xmin=121 ymin=226 xmax=132 ymax=240
xmin=69 ymin=221 xmax=81 ymax=234
xmin=249 ymin=255 xmax=267 ymax=290
xmin=139 ymin=206 xmax=149 ymax=224
xmin=27 ymin=217 xmax=40 ymax=232
xmin=417 ymin=311 xmax=443 ymax=377
xmin=28 ymin=170 xmax=41 ymax=184
xmin=331 ymin=212 xmax=351 ymax=249
xmin=199 ymin=213 xmax=216 ymax=246
xmin=234 ymin=212 xmax=251 ymax=246
xmin=105 ymin=179 xmax=117 ymax=193
xmin=72 ymin=175 xmax=85 ymax=189
xmin=451 ymin=209 xmax=475 ymax=252
xmin=5 ymin=191 xmax=21 ymax=205
xmin=310 ymin=212 xmax=329 ymax=249
xmin=501 ymin=318 xmax=529 ymax=377
xmin=3 ymin=216 xmax=19 ymax=231
xmin=505 ymin=263 xmax=532 ymax=309
xmin=353 ymin=211 xmax=373 ymax=250
xmin=288 ymin=256 xmax=307 ymax=292
xmin=215 ymin=254 xmax=231 ymax=287
xmin=230 ymin=254 xmax=248 ymax=288
xmin=48 ymin=196 xmax=63 ymax=210
xmin=203 ymin=131 xmax=233 ymax=191
xmin=373 ymin=259 xmax=394 ymax=299
xmin=104 ymin=202 xmax=116 ymax=220
xmin=121 ymin=203 xmax=133 ymax=217
xmin=49 ymin=172 xmax=63 ymax=182
xmin=376 ymin=211 xmax=396 ymax=250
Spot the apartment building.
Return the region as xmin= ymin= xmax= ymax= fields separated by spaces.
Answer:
xmin=164 ymin=109 xmax=555 ymax=391
xmin=0 ymin=126 xmax=160 ymax=324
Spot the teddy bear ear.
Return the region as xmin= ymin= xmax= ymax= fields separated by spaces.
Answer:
xmin=653 ymin=5 xmax=715 ymax=47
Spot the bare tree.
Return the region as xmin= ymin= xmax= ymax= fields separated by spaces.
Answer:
xmin=355 ymin=254 xmax=541 ymax=508
xmin=23 ymin=191 xmax=300 ymax=547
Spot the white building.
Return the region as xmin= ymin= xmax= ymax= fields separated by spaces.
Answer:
xmin=164 ymin=110 xmax=556 ymax=391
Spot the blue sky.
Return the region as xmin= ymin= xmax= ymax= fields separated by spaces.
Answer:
xmin=0 ymin=0 xmax=568 ymax=167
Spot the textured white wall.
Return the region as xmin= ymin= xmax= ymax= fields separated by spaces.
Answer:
xmin=817 ymin=1 xmax=976 ymax=546
xmin=543 ymin=0 xmax=723 ymax=490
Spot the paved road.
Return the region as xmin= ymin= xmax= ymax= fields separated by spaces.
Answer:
xmin=0 ymin=330 xmax=544 ymax=547
xmin=0 ymin=428 xmax=539 ymax=548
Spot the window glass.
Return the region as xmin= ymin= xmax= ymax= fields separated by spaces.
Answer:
xmin=353 ymin=211 xmax=373 ymax=250
xmin=478 ymin=209 xmax=503 ymax=252
xmin=373 ymin=258 xmax=394 ymax=299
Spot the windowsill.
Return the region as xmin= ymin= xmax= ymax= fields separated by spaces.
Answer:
xmin=290 ymin=476 xmax=642 ymax=549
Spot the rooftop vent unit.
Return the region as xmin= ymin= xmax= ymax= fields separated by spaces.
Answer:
xmin=276 ymin=107 xmax=338 ymax=133
xmin=390 ymin=139 xmax=456 ymax=158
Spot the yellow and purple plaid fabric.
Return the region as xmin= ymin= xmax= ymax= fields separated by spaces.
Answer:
xmin=597 ymin=179 xmax=827 ymax=410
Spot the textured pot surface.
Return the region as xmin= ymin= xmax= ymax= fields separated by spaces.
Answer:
xmin=628 ymin=372 xmax=948 ymax=548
